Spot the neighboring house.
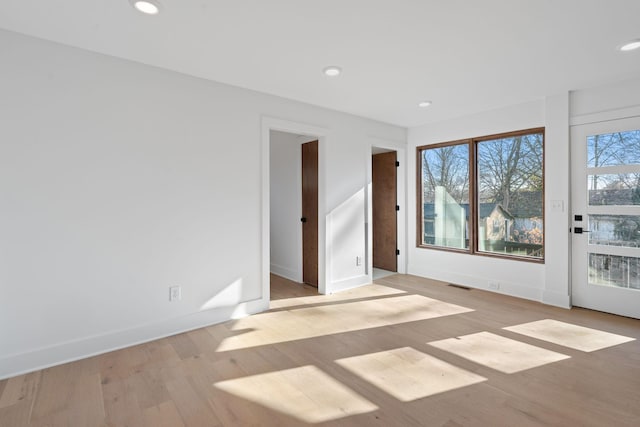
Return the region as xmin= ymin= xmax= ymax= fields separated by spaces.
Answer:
xmin=507 ymin=191 xmax=544 ymax=246
xmin=422 ymin=202 xmax=501 ymax=244
xmin=483 ymin=204 xmax=514 ymax=243
xmin=423 ymin=189 xmax=544 ymax=254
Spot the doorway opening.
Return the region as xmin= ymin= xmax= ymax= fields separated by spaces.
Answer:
xmin=371 ymin=147 xmax=398 ymax=280
xmin=269 ymin=130 xmax=320 ymax=299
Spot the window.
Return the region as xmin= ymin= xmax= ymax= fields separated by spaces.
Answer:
xmin=419 ymin=142 xmax=470 ymax=250
xmin=417 ymin=128 xmax=544 ymax=262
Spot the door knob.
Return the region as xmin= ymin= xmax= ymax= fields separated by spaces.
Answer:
xmin=301 ymin=217 xmax=307 ymax=223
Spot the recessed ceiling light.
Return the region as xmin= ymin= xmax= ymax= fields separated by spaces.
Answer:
xmin=323 ymin=66 xmax=342 ymax=77
xmin=418 ymin=101 xmax=433 ymax=108
xmin=130 ymin=0 xmax=161 ymax=15
xmin=618 ymin=39 xmax=640 ymax=52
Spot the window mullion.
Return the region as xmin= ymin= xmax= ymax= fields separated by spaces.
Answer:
xmin=470 ymin=140 xmax=477 ymax=255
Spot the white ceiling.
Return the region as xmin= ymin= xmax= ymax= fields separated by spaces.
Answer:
xmin=1 ymin=0 xmax=639 ymax=127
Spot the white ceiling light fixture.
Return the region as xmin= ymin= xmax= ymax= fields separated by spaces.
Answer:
xmin=323 ymin=66 xmax=342 ymax=77
xmin=130 ymin=0 xmax=162 ymax=15
xmin=618 ymin=39 xmax=640 ymax=52
xmin=418 ymin=101 xmax=433 ymax=108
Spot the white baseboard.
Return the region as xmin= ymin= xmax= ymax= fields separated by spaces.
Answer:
xmin=408 ymin=266 xmax=544 ymax=303
xmin=270 ymin=263 xmax=300 ymax=283
xmin=0 ymin=297 xmax=268 ymax=381
xmin=328 ymin=274 xmax=371 ymax=294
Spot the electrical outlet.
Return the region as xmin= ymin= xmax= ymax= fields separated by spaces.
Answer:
xmin=356 ymin=256 xmax=362 ymax=266
xmin=169 ymin=285 xmax=182 ymax=301
xmin=488 ymin=281 xmax=500 ymax=290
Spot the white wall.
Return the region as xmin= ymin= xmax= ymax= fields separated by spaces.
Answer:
xmin=408 ymin=99 xmax=571 ymax=305
xmin=570 ymin=78 xmax=640 ymax=122
xmin=543 ymin=94 xmax=571 ymax=307
xmin=0 ymin=29 xmax=405 ymax=379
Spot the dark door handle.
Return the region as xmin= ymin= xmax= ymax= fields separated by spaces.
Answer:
xmin=301 ymin=217 xmax=307 ymax=223
xmin=574 ymin=227 xmax=590 ymax=234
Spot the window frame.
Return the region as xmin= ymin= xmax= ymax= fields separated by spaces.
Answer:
xmin=415 ymin=138 xmax=473 ymax=254
xmin=416 ymin=127 xmax=545 ymax=263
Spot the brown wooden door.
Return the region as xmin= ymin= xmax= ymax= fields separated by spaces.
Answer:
xmin=302 ymin=140 xmax=319 ymax=287
xmin=372 ymin=151 xmax=397 ymax=272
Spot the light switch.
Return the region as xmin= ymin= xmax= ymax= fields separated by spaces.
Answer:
xmin=551 ymin=200 xmax=564 ymax=213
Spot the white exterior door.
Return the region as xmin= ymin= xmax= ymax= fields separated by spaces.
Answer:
xmin=571 ymin=116 xmax=640 ymax=319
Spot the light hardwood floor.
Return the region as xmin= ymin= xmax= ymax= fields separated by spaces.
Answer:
xmin=1 ymin=274 xmax=639 ymax=426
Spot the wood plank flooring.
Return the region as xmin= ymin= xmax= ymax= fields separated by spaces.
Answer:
xmin=1 ymin=273 xmax=639 ymax=426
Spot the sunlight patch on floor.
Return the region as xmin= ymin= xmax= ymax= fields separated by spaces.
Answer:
xmin=217 ymin=294 xmax=473 ymax=352
xmin=213 ymin=365 xmax=377 ymax=423
xmin=270 ymin=284 xmax=405 ymax=310
xmin=428 ymin=332 xmax=570 ymax=374
xmin=336 ymin=347 xmax=486 ymax=401
xmin=503 ymin=319 xmax=636 ymax=352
